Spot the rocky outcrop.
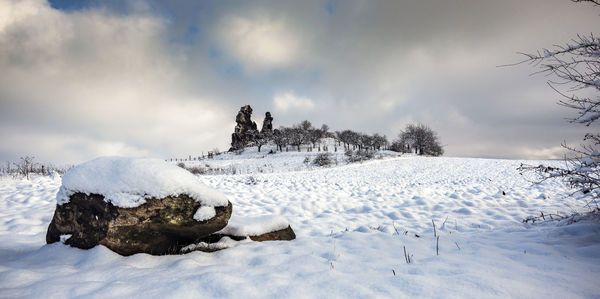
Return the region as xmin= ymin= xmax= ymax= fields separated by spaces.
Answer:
xmin=46 ymin=193 xmax=232 ymax=256
xmin=261 ymin=112 xmax=273 ymax=134
xmin=230 ymin=105 xmax=259 ymax=151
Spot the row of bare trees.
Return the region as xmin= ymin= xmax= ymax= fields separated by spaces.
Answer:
xmin=335 ymin=130 xmax=389 ymax=151
xmin=249 ymin=119 xmax=444 ymax=156
xmin=1 ymin=156 xmax=72 ymax=179
xmin=250 ymin=120 xmax=392 ymax=153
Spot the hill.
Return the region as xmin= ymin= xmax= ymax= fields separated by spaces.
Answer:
xmin=0 ymin=154 xmax=598 ymax=298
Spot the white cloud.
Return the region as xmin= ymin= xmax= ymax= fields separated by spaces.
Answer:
xmin=0 ymin=0 xmax=233 ymax=163
xmin=520 ymin=146 xmax=567 ymax=160
xmin=218 ymin=14 xmax=300 ymax=70
xmin=273 ymin=92 xmax=315 ymax=112
xmin=1 ymin=0 xmax=599 ymax=162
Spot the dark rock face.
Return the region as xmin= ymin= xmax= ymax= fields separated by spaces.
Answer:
xmin=249 ymin=225 xmax=296 ymax=242
xmin=189 ymin=225 xmax=296 ymax=252
xmin=261 ymin=112 xmax=273 ymax=134
xmin=47 ymin=193 xmax=232 ymax=256
xmin=230 ymin=105 xmax=259 ymax=151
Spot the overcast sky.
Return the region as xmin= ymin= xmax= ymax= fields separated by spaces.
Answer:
xmin=0 ymin=0 xmax=598 ymax=164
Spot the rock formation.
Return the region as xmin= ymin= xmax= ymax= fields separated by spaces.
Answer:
xmin=261 ymin=112 xmax=273 ymax=134
xmin=47 ymin=193 xmax=232 ymax=256
xmin=230 ymin=105 xmax=259 ymax=151
xmin=46 ymin=156 xmax=294 ymax=256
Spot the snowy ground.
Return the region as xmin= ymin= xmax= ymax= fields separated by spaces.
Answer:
xmin=0 ymin=154 xmax=599 ymax=298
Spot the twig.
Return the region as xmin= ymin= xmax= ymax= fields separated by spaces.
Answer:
xmin=436 ymin=236 xmax=440 ymax=256
xmin=432 ymin=219 xmax=437 ymax=237
xmin=522 ymin=212 xmax=568 ymax=223
xmin=441 ymin=216 xmax=448 ymax=230
xmin=455 ymin=241 xmax=461 ymax=250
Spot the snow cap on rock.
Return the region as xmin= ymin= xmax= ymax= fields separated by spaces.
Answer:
xmin=56 ymin=157 xmax=230 ymax=208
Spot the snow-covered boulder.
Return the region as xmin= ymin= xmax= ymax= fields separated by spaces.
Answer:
xmin=46 ymin=157 xmax=232 ymax=256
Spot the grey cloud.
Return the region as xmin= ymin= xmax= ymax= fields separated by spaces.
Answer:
xmin=0 ymin=0 xmax=598 ymax=163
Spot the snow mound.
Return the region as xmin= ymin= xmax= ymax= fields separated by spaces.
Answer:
xmin=193 ymin=206 xmax=217 ymax=221
xmin=56 ymin=157 xmax=230 ymax=208
xmin=218 ymin=214 xmax=290 ymax=236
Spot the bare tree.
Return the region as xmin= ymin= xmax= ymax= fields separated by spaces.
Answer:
xmin=13 ymin=156 xmax=35 ymax=180
xmin=347 ymin=130 xmax=360 ymax=150
xmin=337 ymin=130 xmax=352 ymax=150
xmin=391 ymin=139 xmax=410 ymax=153
xmin=516 ymin=1 xmax=600 ymax=207
xmin=299 ymin=120 xmax=313 ymax=131
xmin=272 ymin=128 xmax=288 ymax=152
xmin=395 ymin=124 xmax=443 ymax=156
xmin=307 ymin=128 xmax=323 ymax=150
xmin=359 ymin=134 xmax=372 ymax=151
xmin=287 ymin=126 xmax=306 ymax=151
xmin=252 ymin=131 xmax=271 ymax=152
xmin=320 ymin=124 xmax=330 ymax=137
xmin=372 ymin=134 xmax=388 ymax=150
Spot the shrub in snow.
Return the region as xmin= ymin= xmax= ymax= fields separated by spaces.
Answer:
xmin=47 ymin=157 xmax=233 ymax=256
xmin=313 ymin=153 xmax=333 ymax=166
xmin=345 ymin=149 xmax=374 ymax=163
xmin=303 ymin=156 xmax=311 ymax=164
xmin=185 ymin=166 xmax=207 ymax=175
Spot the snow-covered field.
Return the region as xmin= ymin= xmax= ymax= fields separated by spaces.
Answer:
xmin=1 ymin=153 xmax=599 ymax=298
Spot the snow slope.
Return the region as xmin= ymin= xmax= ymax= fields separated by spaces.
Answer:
xmin=0 ymin=155 xmax=599 ymax=298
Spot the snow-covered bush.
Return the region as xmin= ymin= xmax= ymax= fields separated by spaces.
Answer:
xmin=345 ymin=149 xmax=374 ymax=163
xmin=517 ymin=0 xmax=600 ymax=209
xmin=303 ymin=156 xmax=311 ymax=164
xmin=313 ymin=153 xmax=333 ymax=166
xmin=185 ymin=166 xmax=207 ymax=175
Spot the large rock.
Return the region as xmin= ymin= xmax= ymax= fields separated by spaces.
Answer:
xmin=229 ymin=105 xmax=259 ymax=151
xmin=261 ymin=112 xmax=273 ymax=134
xmin=47 ymin=193 xmax=232 ymax=256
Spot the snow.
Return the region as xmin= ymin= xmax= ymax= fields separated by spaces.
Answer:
xmin=217 ymin=213 xmax=290 ymax=236
xmin=0 ymin=154 xmax=599 ymax=298
xmin=193 ymin=206 xmax=216 ymax=222
xmin=178 ymin=143 xmax=398 ymax=175
xmin=56 ymin=157 xmax=229 ymax=208
xmin=181 ymin=236 xmax=247 ymax=253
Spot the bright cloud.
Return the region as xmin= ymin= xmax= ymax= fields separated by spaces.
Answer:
xmin=1 ymin=0 xmax=598 ymax=162
xmin=218 ymin=14 xmax=300 ymax=70
xmin=273 ymin=92 xmax=316 ymax=112
xmin=0 ymin=0 xmax=232 ymax=163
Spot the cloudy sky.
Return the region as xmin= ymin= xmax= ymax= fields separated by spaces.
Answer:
xmin=0 ymin=0 xmax=598 ymax=164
